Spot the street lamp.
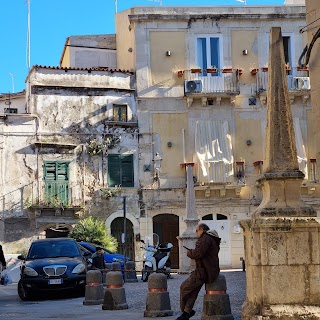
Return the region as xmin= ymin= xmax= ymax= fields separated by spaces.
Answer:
xmin=153 ymin=152 xmax=163 ymax=180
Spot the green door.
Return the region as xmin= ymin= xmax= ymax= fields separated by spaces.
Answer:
xmin=44 ymin=161 xmax=69 ymax=205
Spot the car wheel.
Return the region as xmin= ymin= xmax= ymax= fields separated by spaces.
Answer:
xmin=142 ymin=266 xmax=152 ymax=282
xmin=18 ymin=280 xmax=32 ymax=301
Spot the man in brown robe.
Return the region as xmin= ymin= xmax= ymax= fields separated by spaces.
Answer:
xmin=176 ymin=223 xmax=221 ymax=320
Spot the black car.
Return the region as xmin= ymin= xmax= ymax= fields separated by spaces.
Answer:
xmin=17 ymin=238 xmax=90 ymax=300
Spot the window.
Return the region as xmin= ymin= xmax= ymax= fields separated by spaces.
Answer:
xmin=108 ymin=154 xmax=134 ymax=187
xmin=113 ymin=104 xmax=127 ymax=122
xmin=43 ymin=161 xmax=69 ymax=205
xmin=283 ymin=36 xmax=292 ymax=74
xmin=196 ymin=36 xmax=221 ymax=76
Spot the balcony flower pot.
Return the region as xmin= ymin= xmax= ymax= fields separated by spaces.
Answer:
xmin=177 ymin=70 xmax=184 ymax=77
xmin=250 ymin=68 xmax=259 ymax=75
xmin=237 ymin=68 xmax=243 ymax=75
xmin=191 ymin=68 xmax=202 ymax=74
xmin=206 ymin=67 xmax=218 ymax=74
xmin=261 ymin=67 xmax=268 ymax=72
xmin=222 ymin=68 xmax=233 ymax=73
xmin=297 ymin=66 xmax=309 ymax=71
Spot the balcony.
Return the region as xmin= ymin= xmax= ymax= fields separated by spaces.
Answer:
xmin=25 ymin=181 xmax=83 ymax=219
xmin=256 ymin=69 xmax=310 ymax=104
xmin=182 ymin=69 xmax=240 ymax=107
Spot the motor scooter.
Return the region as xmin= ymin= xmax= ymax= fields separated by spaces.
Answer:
xmin=141 ymin=233 xmax=173 ymax=282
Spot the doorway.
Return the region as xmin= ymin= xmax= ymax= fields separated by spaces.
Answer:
xmin=202 ymin=214 xmax=231 ymax=266
xmin=111 ymin=217 xmax=135 ymax=260
xmin=153 ymin=214 xmax=179 ymax=269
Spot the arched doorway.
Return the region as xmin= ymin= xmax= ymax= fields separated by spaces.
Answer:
xmin=153 ymin=214 xmax=179 ymax=269
xmin=111 ymin=218 xmax=135 ymax=260
xmin=45 ymin=226 xmax=70 ymax=238
xmin=202 ymin=213 xmax=231 ymax=266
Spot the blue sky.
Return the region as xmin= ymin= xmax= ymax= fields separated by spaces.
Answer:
xmin=1 ymin=0 xmax=285 ymax=94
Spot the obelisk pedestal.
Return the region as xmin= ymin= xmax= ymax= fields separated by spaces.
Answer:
xmin=240 ymin=27 xmax=320 ymax=319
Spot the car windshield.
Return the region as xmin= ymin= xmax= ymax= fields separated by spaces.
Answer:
xmin=27 ymin=240 xmax=80 ymax=259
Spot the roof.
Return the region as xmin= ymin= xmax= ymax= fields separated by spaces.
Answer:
xmin=31 ymin=65 xmax=133 ymax=74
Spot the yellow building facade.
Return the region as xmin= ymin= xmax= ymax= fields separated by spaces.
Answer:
xmin=115 ymin=5 xmax=318 ymax=269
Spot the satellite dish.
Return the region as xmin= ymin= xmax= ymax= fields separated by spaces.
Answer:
xmin=186 ymin=81 xmax=197 ymax=92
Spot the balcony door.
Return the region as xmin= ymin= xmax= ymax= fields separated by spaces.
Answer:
xmin=43 ymin=161 xmax=70 ymax=205
xmin=196 ymin=35 xmax=224 ymax=92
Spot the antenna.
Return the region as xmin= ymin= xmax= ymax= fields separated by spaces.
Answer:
xmin=9 ymin=73 xmax=14 ymax=93
xmin=24 ymin=0 xmax=31 ymax=71
xmin=236 ymin=0 xmax=246 ymax=4
xmin=148 ymin=0 xmax=163 ymax=5
xmin=115 ymin=0 xmax=118 ymax=13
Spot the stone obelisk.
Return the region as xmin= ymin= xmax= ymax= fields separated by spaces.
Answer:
xmin=241 ymin=27 xmax=320 ymax=319
xmin=177 ymin=163 xmax=199 ymax=273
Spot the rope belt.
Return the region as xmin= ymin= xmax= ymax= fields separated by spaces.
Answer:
xmin=206 ymin=290 xmax=226 ymax=295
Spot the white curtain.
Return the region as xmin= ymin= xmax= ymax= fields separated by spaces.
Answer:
xmin=294 ymin=117 xmax=308 ymax=179
xmin=195 ymin=120 xmax=234 ymax=184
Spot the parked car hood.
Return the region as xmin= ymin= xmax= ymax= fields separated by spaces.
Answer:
xmin=24 ymin=256 xmax=84 ymax=270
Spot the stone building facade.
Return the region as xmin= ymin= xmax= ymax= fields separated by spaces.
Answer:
xmin=1 ymin=4 xmax=319 ymax=271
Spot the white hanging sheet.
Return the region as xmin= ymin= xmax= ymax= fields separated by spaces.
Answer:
xmin=293 ymin=117 xmax=308 ymax=179
xmin=195 ymin=120 xmax=234 ymax=184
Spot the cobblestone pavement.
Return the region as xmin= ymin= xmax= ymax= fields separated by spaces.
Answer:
xmin=0 ymin=270 xmax=246 ymax=319
xmin=124 ymin=270 xmax=246 ymax=320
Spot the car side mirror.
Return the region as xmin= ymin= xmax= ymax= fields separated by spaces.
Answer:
xmin=83 ymin=251 xmax=92 ymax=257
xmin=17 ymin=255 xmax=25 ymax=260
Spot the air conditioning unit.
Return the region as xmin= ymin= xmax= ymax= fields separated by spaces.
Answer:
xmin=184 ymin=80 xmax=203 ymax=93
xmin=294 ymin=77 xmax=311 ymax=90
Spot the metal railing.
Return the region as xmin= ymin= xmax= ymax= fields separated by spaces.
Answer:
xmin=184 ymin=70 xmax=240 ymax=94
xmin=25 ymin=181 xmax=83 ymax=208
xmin=256 ymin=71 xmax=310 ymax=94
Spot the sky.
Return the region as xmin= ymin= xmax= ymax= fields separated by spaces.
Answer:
xmin=0 ymin=0 xmax=285 ymax=94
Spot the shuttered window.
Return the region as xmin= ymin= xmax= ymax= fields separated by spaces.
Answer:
xmin=43 ymin=161 xmax=70 ymax=205
xmin=108 ymin=154 xmax=134 ymax=187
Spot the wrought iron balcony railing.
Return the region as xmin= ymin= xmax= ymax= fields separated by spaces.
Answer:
xmin=183 ymin=70 xmax=240 ymax=95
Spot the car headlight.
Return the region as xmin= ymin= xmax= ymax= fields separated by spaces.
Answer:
xmin=24 ymin=267 xmax=38 ymax=277
xmin=72 ymin=263 xmax=86 ymax=274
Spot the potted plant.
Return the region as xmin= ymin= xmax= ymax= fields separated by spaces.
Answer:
xmin=222 ymin=67 xmax=233 ymax=73
xmin=250 ymin=68 xmax=259 ymax=75
xmin=236 ymin=68 xmax=243 ymax=75
xmin=177 ymin=70 xmax=184 ymax=77
xmin=297 ymin=66 xmax=309 ymax=71
xmin=206 ymin=66 xmax=218 ymax=74
xmin=190 ymin=67 xmax=202 ymax=74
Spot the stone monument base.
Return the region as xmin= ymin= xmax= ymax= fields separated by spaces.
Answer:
xmin=240 ymin=217 xmax=320 ymax=320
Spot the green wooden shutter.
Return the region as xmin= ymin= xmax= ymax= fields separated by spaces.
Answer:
xmin=108 ymin=155 xmax=121 ymax=187
xmin=121 ymin=154 xmax=134 ymax=187
xmin=44 ymin=161 xmax=69 ymax=205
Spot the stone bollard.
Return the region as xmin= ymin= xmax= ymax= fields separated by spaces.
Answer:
xmin=125 ymin=261 xmax=138 ymax=283
xmin=112 ymin=261 xmax=122 ymax=272
xmin=202 ymin=274 xmax=234 ymax=320
xmin=103 ymin=263 xmax=113 ymax=284
xmin=83 ymin=270 xmax=104 ymax=305
xmin=102 ymin=271 xmax=128 ymax=310
xmin=144 ymin=273 xmax=173 ymax=317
